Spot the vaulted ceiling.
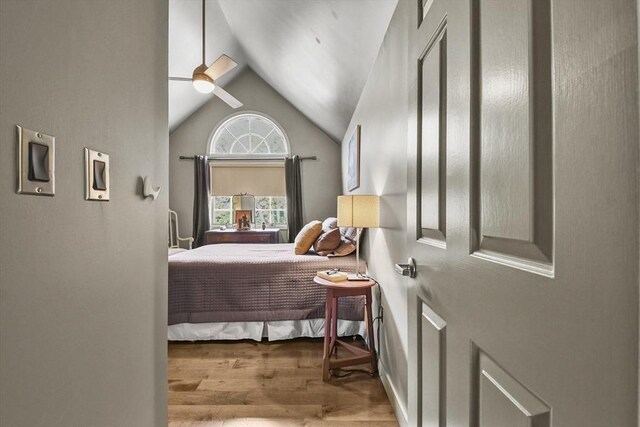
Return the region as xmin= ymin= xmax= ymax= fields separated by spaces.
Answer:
xmin=169 ymin=0 xmax=397 ymax=142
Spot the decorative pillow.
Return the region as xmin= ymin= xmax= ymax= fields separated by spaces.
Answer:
xmin=294 ymin=220 xmax=323 ymax=255
xmin=340 ymin=227 xmax=358 ymax=242
xmin=328 ymin=239 xmax=357 ymax=257
xmin=322 ymin=217 xmax=338 ymax=233
xmin=328 ymin=227 xmax=359 ymax=257
xmin=313 ymin=228 xmax=341 ymax=256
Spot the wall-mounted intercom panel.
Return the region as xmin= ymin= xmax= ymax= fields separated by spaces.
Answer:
xmin=16 ymin=125 xmax=55 ymax=196
xmin=84 ymin=148 xmax=110 ymax=201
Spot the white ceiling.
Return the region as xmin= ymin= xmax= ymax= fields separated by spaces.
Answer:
xmin=169 ymin=0 xmax=397 ymax=142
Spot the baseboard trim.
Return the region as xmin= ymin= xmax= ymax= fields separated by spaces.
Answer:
xmin=378 ymin=361 xmax=408 ymax=427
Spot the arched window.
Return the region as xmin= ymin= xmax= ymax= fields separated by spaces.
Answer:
xmin=209 ymin=113 xmax=289 ymax=156
xmin=208 ymin=113 xmax=289 ymax=227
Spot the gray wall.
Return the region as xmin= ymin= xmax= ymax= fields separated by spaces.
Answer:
xmin=169 ymin=68 xmax=342 ymax=236
xmin=0 ymin=1 xmax=168 ymax=426
xmin=340 ymin=1 xmax=409 ymax=421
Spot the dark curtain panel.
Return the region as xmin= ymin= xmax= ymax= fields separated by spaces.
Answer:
xmin=192 ymin=155 xmax=210 ymax=248
xmin=285 ymin=155 xmax=303 ymax=243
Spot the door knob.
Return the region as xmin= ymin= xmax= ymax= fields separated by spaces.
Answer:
xmin=394 ymin=257 xmax=416 ymax=278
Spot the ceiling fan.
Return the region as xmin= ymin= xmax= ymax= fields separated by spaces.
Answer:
xmin=169 ymin=0 xmax=242 ymax=109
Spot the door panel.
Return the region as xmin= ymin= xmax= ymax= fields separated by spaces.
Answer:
xmin=478 ymin=0 xmax=535 ymax=244
xmin=407 ymin=0 xmax=638 ymax=425
xmin=420 ymin=303 xmax=446 ymax=426
xmin=471 ymin=0 xmax=554 ymax=274
xmin=473 ymin=346 xmax=551 ymax=427
xmin=418 ymin=20 xmax=447 ymax=246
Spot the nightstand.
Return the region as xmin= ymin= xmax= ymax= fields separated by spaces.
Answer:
xmin=205 ymin=228 xmax=280 ymax=244
xmin=314 ymin=276 xmax=378 ymax=381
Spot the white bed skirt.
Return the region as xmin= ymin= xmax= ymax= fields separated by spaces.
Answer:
xmin=168 ymin=319 xmax=365 ymax=342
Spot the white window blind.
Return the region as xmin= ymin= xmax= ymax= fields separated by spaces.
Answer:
xmin=210 ymin=163 xmax=285 ymax=197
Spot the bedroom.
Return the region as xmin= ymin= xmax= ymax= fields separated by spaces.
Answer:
xmin=166 ymin=1 xmax=398 ymax=423
xmin=1 ymin=0 xmax=640 ymax=426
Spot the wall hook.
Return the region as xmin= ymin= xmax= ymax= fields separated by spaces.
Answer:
xmin=142 ymin=176 xmax=160 ymax=200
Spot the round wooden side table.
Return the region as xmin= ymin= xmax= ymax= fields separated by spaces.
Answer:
xmin=313 ymin=275 xmax=378 ymax=381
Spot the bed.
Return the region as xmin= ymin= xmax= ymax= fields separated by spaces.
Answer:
xmin=168 ymin=243 xmax=366 ymax=341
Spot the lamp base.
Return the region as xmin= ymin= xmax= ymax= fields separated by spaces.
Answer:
xmin=347 ymin=273 xmax=370 ymax=281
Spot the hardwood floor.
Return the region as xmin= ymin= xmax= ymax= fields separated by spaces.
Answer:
xmin=168 ymin=338 xmax=399 ymax=426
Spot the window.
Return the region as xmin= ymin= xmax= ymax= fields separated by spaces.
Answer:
xmin=210 ymin=113 xmax=289 ymax=156
xmin=211 ymin=195 xmax=288 ymax=227
xmin=209 ymin=113 xmax=289 ymax=227
xmin=212 ymin=195 xmax=232 ymax=225
xmin=255 ymin=196 xmax=287 ymax=226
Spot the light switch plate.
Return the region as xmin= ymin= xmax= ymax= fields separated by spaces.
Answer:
xmin=84 ymin=148 xmax=110 ymax=201
xmin=16 ymin=125 xmax=55 ymax=196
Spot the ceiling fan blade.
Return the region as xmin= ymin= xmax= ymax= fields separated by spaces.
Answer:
xmin=168 ymin=77 xmax=192 ymax=81
xmin=213 ymin=86 xmax=243 ymax=109
xmin=204 ymin=54 xmax=238 ymax=81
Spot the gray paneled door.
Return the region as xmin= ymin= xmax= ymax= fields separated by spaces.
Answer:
xmin=406 ymin=0 xmax=638 ymax=426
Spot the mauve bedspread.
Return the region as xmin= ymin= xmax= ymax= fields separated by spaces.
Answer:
xmin=168 ymin=243 xmax=365 ymax=325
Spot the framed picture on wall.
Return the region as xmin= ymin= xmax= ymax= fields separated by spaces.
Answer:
xmin=347 ymin=125 xmax=361 ymax=191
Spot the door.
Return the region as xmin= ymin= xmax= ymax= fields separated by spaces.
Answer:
xmin=407 ymin=0 xmax=638 ymax=425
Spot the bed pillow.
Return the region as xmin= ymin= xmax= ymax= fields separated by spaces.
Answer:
xmin=328 ymin=239 xmax=357 ymax=257
xmin=327 ymin=227 xmax=359 ymax=257
xmin=294 ymin=220 xmax=323 ymax=255
xmin=313 ymin=228 xmax=342 ymax=256
xmin=340 ymin=226 xmax=358 ymax=242
xmin=322 ymin=217 xmax=338 ymax=233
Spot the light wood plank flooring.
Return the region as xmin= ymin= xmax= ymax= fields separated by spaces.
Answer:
xmin=168 ymin=338 xmax=399 ymax=426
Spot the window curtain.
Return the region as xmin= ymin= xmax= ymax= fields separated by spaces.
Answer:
xmin=285 ymin=155 xmax=303 ymax=242
xmin=192 ymin=155 xmax=210 ymax=248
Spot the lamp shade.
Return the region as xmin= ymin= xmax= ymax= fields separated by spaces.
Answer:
xmin=337 ymin=195 xmax=380 ymax=228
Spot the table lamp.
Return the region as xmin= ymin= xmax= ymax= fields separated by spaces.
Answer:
xmin=337 ymin=195 xmax=380 ymax=281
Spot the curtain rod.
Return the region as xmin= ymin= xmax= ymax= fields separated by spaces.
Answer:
xmin=179 ymin=155 xmax=317 ymax=162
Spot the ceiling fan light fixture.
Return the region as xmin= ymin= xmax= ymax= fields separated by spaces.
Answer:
xmin=192 ymin=64 xmax=215 ymax=93
xmin=193 ymin=78 xmax=214 ymax=94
